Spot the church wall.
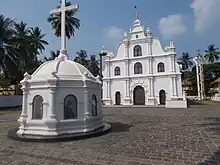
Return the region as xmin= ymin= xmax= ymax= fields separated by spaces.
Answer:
xmin=110 ymin=80 xmax=125 ymax=105
xmin=110 ymin=61 xmax=125 ymax=77
xmin=176 ymin=75 xmax=183 ymax=97
xmin=129 ymin=59 xmax=147 ymax=76
xmin=128 ymin=42 xmax=147 ymax=58
xmin=152 ymin=56 xmax=171 ymax=74
xmin=152 ymin=39 xmax=165 ymax=55
xmin=153 ymin=77 xmax=172 ymax=104
xmin=115 ymin=43 xmax=125 ymax=60
xmin=55 ymin=87 xmax=84 ymax=120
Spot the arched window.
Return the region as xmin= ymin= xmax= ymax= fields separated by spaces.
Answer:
xmin=158 ymin=62 xmax=165 ymax=72
xmin=114 ymin=67 xmax=120 ymax=76
xmin=134 ymin=45 xmax=142 ymax=57
xmin=32 ymin=95 xmax=43 ymax=120
xmin=64 ymin=95 xmax=77 ymax=120
xmin=134 ymin=62 xmax=143 ymax=74
xmin=91 ymin=95 xmax=97 ymax=116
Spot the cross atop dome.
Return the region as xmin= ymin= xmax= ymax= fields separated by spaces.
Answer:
xmin=50 ymin=0 xmax=79 ymax=58
xmin=134 ymin=6 xmax=140 ymax=20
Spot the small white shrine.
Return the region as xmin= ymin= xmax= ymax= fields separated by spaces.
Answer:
xmin=15 ymin=0 xmax=109 ymax=139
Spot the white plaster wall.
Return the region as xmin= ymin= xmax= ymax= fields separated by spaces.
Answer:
xmin=152 ymin=56 xmax=171 ymax=74
xmin=129 ymin=60 xmax=147 ymax=76
xmin=129 ymin=42 xmax=147 ymax=58
xmin=114 ymin=43 xmax=125 ymax=60
xmin=110 ymin=80 xmax=125 ymax=105
xmin=153 ymin=77 xmax=172 ymax=104
xmin=55 ymin=87 xmax=84 ymax=120
xmin=27 ymin=89 xmax=49 ymax=120
xmin=152 ymin=38 xmax=165 ymax=55
xmin=110 ymin=61 xmax=125 ymax=77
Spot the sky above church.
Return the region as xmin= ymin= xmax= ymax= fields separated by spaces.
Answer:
xmin=1 ymin=0 xmax=220 ymax=59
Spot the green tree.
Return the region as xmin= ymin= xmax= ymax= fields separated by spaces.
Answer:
xmin=74 ymin=50 xmax=89 ymax=67
xmin=178 ymin=52 xmax=193 ymax=71
xmin=87 ymin=55 xmax=100 ymax=76
xmin=204 ymin=44 xmax=220 ymax=63
xmin=44 ymin=50 xmax=60 ymax=61
xmin=47 ymin=1 xmax=80 ymax=38
xmin=29 ymin=27 xmax=49 ymax=55
xmin=0 ymin=15 xmax=18 ymax=78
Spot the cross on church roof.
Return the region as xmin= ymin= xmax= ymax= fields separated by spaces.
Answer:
xmin=134 ymin=6 xmax=140 ymax=20
xmin=50 ymin=0 xmax=79 ymax=57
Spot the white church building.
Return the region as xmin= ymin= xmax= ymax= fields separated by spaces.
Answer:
xmin=102 ymin=15 xmax=187 ymax=108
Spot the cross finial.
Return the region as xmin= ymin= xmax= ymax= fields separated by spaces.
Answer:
xmin=134 ymin=6 xmax=140 ymax=20
xmin=50 ymin=0 xmax=79 ymax=58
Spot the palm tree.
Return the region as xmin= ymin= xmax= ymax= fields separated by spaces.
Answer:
xmin=44 ymin=50 xmax=60 ymax=61
xmin=178 ymin=52 xmax=193 ymax=71
xmin=47 ymin=1 xmax=80 ymax=39
xmin=0 ymin=15 xmax=18 ymax=79
xmin=74 ymin=50 xmax=89 ymax=67
xmin=29 ymin=27 xmax=49 ymax=55
xmin=88 ymin=55 xmax=100 ymax=76
xmin=204 ymin=44 xmax=220 ymax=63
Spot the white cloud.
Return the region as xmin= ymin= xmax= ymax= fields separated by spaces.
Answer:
xmin=158 ymin=14 xmax=187 ymax=39
xmin=105 ymin=26 xmax=124 ymax=40
xmin=191 ymin=0 xmax=220 ymax=34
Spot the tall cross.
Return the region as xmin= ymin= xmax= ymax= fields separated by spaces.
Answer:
xmin=134 ymin=6 xmax=140 ymax=20
xmin=50 ymin=0 xmax=79 ymax=56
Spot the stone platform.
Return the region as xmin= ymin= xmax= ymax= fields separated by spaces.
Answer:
xmin=7 ymin=123 xmax=111 ymax=142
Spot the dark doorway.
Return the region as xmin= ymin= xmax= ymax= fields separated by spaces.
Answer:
xmin=133 ymin=86 xmax=145 ymax=105
xmin=159 ymin=90 xmax=166 ymax=105
xmin=115 ymin=91 xmax=121 ymax=105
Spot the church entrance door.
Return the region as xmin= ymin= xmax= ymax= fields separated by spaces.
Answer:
xmin=133 ymin=86 xmax=145 ymax=105
xmin=159 ymin=90 xmax=166 ymax=105
xmin=115 ymin=91 xmax=121 ymax=105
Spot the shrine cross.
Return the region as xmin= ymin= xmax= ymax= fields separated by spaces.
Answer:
xmin=50 ymin=0 xmax=79 ymax=55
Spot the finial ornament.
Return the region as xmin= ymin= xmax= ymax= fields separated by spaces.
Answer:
xmin=134 ymin=6 xmax=140 ymax=20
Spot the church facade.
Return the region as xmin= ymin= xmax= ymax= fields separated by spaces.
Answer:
xmin=102 ymin=17 xmax=187 ymax=107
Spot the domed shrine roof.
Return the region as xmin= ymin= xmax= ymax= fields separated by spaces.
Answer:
xmin=29 ymin=55 xmax=99 ymax=82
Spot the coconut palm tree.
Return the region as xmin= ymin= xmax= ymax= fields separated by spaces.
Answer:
xmin=178 ymin=52 xmax=193 ymax=71
xmin=44 ymin=50 xmax=60 ymax=61
xmin=0 ymin=15 xmax=18 ymax=78
xmin=29 ymin=27 xmax=49 ymax=55
xmin=74 ymin=50 xmax=89 ymax=67
xmin=204 ymin=44 xmax=220 ymax=63
xmin=47 ymin=1 xmax=80 ymax=39
xmin=88 ymin=55 xmax=100 ymax=76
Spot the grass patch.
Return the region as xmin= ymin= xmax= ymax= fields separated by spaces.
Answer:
xmin=0 ymin=108 xmax=21 ymax=116
xmin=202 ymin=100 xmax=220 ymax=108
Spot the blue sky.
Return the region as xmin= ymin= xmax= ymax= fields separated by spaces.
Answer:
xmin=1 ymin=0 xmax=220 ymax=60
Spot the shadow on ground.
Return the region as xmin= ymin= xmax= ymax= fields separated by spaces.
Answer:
xmin=108 ymin=122 xmax=133 ymax=133
xmin=197 ymin=117 xmax=220 ymax=164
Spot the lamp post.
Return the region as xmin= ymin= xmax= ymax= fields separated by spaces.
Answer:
xmin=98 ymin=46 xmax=107 ymax=102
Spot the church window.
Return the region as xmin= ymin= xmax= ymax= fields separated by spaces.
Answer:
xmin=114 ymin=67 xmax=120 ymax=76
xmin=91 ymin=95 xmax=97 ymax=116
xmin=64 ymin=95 xmax=77 ymax=119
xmin=134 ymin=45 xmax=142 ymax=57
xmin=32 ymin=95 xmax=43 ymax=120
xmin=158 ymin=62 xmax=165 ymax=72
xmin=134 ymin=62 xmax=143 ymax=74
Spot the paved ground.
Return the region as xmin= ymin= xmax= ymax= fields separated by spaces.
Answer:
xmin=1 ymin=104 xmax=220 ymax=165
